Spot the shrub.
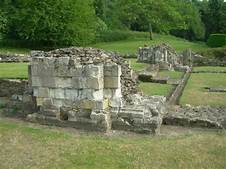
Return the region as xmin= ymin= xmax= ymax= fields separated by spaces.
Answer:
xmin=198 ymin=47 xmax=226 ymax=61
xmin=207 ymin=34 xmax=226 ymax=47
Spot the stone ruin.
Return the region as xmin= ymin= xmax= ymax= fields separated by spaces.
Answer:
xmin=137 ymin=43 xmax=180 ymax=70
xmin=27 ymin=47 xmax=165 ymax=134
xmin=137 ymin=43 xmax=204 ymax=70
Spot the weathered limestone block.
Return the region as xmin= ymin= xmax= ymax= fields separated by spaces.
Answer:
xmin=78 ymin=99 xmax=109 ymax=110
xmin=49 ymin=88 xmax=65 ymax=99
xmin=104 ymin=77 xmax=120 ymax=89
xmin=32 ymin=76 xmax=57 ymax=88
xmin=104 ymin=64 xmax=121 ymax=77
xmin=72 ymin=77 xmax=103 ymax=90
xmin=104 ymin=89 xmax=122 ymax=99
xmin=36 ymin=97 xmax=52 ymax=106
xmin=79 ymin=89 xmax=103 ymax=100
xmin=33 ymin=87 xmax=50 ymax=98
xmin=84 ymin=64 xmax=104 ymax=77
xmin=90 ymin=111 xmax=107 ymax=123
xmin=65 ymin=89 xmax=79 ymax=100
xmin=54 ymin=77 xmax=72 ymax=88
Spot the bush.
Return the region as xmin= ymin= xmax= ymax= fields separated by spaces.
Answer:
xmin=207 ymin=34 xmax=226 ymax=47
xmin=198 ymin=47 xmax=226 ymax=61
xmin=96 ymin=30 xmax=149 ymax=42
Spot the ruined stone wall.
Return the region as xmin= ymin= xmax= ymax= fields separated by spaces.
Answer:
xmin=28 ymin=47 xmax=164 ymax=134
xmin=137 ymin=44 xmax=179 ymax=69
xmin=0 ymin=53 xmax=30 ymax=62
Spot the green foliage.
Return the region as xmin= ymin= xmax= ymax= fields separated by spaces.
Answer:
xmin=200 ymin=0 xmax=226 ymax=39
xmin=207 ymin=34 xmax=226 ymax=47
xmin=0 ymin=10 xmax=7 ymax=36
xmin=106 ymin=0 xmax=205 ymax=40
xmin=197 ymin=47 xmax=226 ymax=60
xmin=1 ymin=0 xmax=97 ymax=46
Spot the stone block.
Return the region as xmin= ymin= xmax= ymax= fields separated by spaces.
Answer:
xmin=31 ymin=64 xmax=55 ymax=77
xmin=90 ymin=112 xmax=107 ymax=122
xmin=69 ymin=65 xmax=83 ymax=77
xmin=55 ymin=77 xmax=72 ymax=88
xmin=65 ymin=89 xmax=78 ymax=100
xmin=52 ymin=99 xmax=65 ymax=108
xmin=104 ymin=89 xmax=122 ymax=99
xmin=49 ymin=88 xmax=65 ymax=99
xmin=72 ymin=77 xmax=86 ymax=89
xmin=109 ymin=97 xmax=123 ymax=108
xmin=84 ymin=64 xmax=103 ymax=77
xmin=95 ymin=99 xmax=109 ymax=110
xmin=104 ymin=64 xmax=121 ymax=77
xmin=79 ymin=100 xmax=96 ymax=109
xmin=32 ymin=76 xmax=57 ymax=88
xmin=86 ymin=77 xmax=104 ymax=90
xmin=72 ymin=77 xmax=103 ymax=89
xmin=104 ymin=77 xmax=120 ymax=89
xmin=78 ymin=89 xmax=103 ymax=100
xmin=33 ymin=87 xmax=50 ymax=98
xmin=36 ymin=97 xmax=52 ymax=106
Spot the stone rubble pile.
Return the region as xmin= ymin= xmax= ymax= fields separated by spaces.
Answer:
xmin=31 ymin=47 xmax=137 ymax=103
xmin=0 ymin=53 xmax=30 ymax=62
xmin=164 ymin=105 xmax=226 ymax=129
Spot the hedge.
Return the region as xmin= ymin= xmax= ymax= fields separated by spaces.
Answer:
xmin=207 ymin=34 xmax=226 ymax=47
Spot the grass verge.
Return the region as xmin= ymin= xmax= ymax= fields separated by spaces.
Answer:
xmin=126 ymin=58 xmax=149 ymax=71
xmin=0 ymin=63 xmax=28 ymax=79
xmin=180 ymin=73 xmax=226 ymax=106
xmin=92 ymin=34 xmax=208 ymax=54
xmin=0 ymin=120 xmax=226 ymax=169
xmin=139 ymin=82 xmax=173 ymax=96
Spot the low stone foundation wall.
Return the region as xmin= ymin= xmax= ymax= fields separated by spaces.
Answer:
xmin=0 ymin=79 xmax=28 ymax=97
xmin=0 ymin=53 xmax=30 ymax=62
xmin=167 ymin=68 xmax=191 ymax=105
xmin=164 ymin=105 xmax=226 ymax=129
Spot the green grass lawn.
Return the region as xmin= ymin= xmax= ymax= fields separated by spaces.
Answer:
xmin=0 ymin=33 xmax=208 ymax=55
xmin=139 ymin=82 xmax=173 ymax=96
xmin=158 ymin=70 xmax=184 ymax=79
xmin=0 ymin=63 xmax=28 ymax=79
xmin=193 ymin=66 xmax=226 ymax=71
xmin=126 ymin=58 xmax=149 ymax=71
xmin=180 ymin=73 xmax=226 ymax=106
xmin=92 ymin=34 xmax=208 ymax=54
xmin=0 ymin=120 xmax=226 ymax=169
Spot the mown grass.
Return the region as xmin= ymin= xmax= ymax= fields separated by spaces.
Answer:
xmin=92 ymin=34 xmax=208 ymax=54
xmin=180 ymin=73 xmax=226 ymax=106
xmin=193 ymin=66 xmax=226 ymax=71
xmin=126 ymin=58 xmax=149 ymax=71
xmin=158 ymin=70 xmax=184 ymax=79
xmin=0 ymin=63 xmax=28 ymax=79
xmin=0 ymin=33 xmax=208 ymax=55
xmin=139 ymin=82 xmax=173 ymax=96
xmin=0 ymin=120 xmax=226 ymax=169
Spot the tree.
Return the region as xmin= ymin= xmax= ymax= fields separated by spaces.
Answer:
xmin=1 ymin=0 xmax=98 ymax=46
xmin=201 ymin=0 xmax=226 ymax=39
